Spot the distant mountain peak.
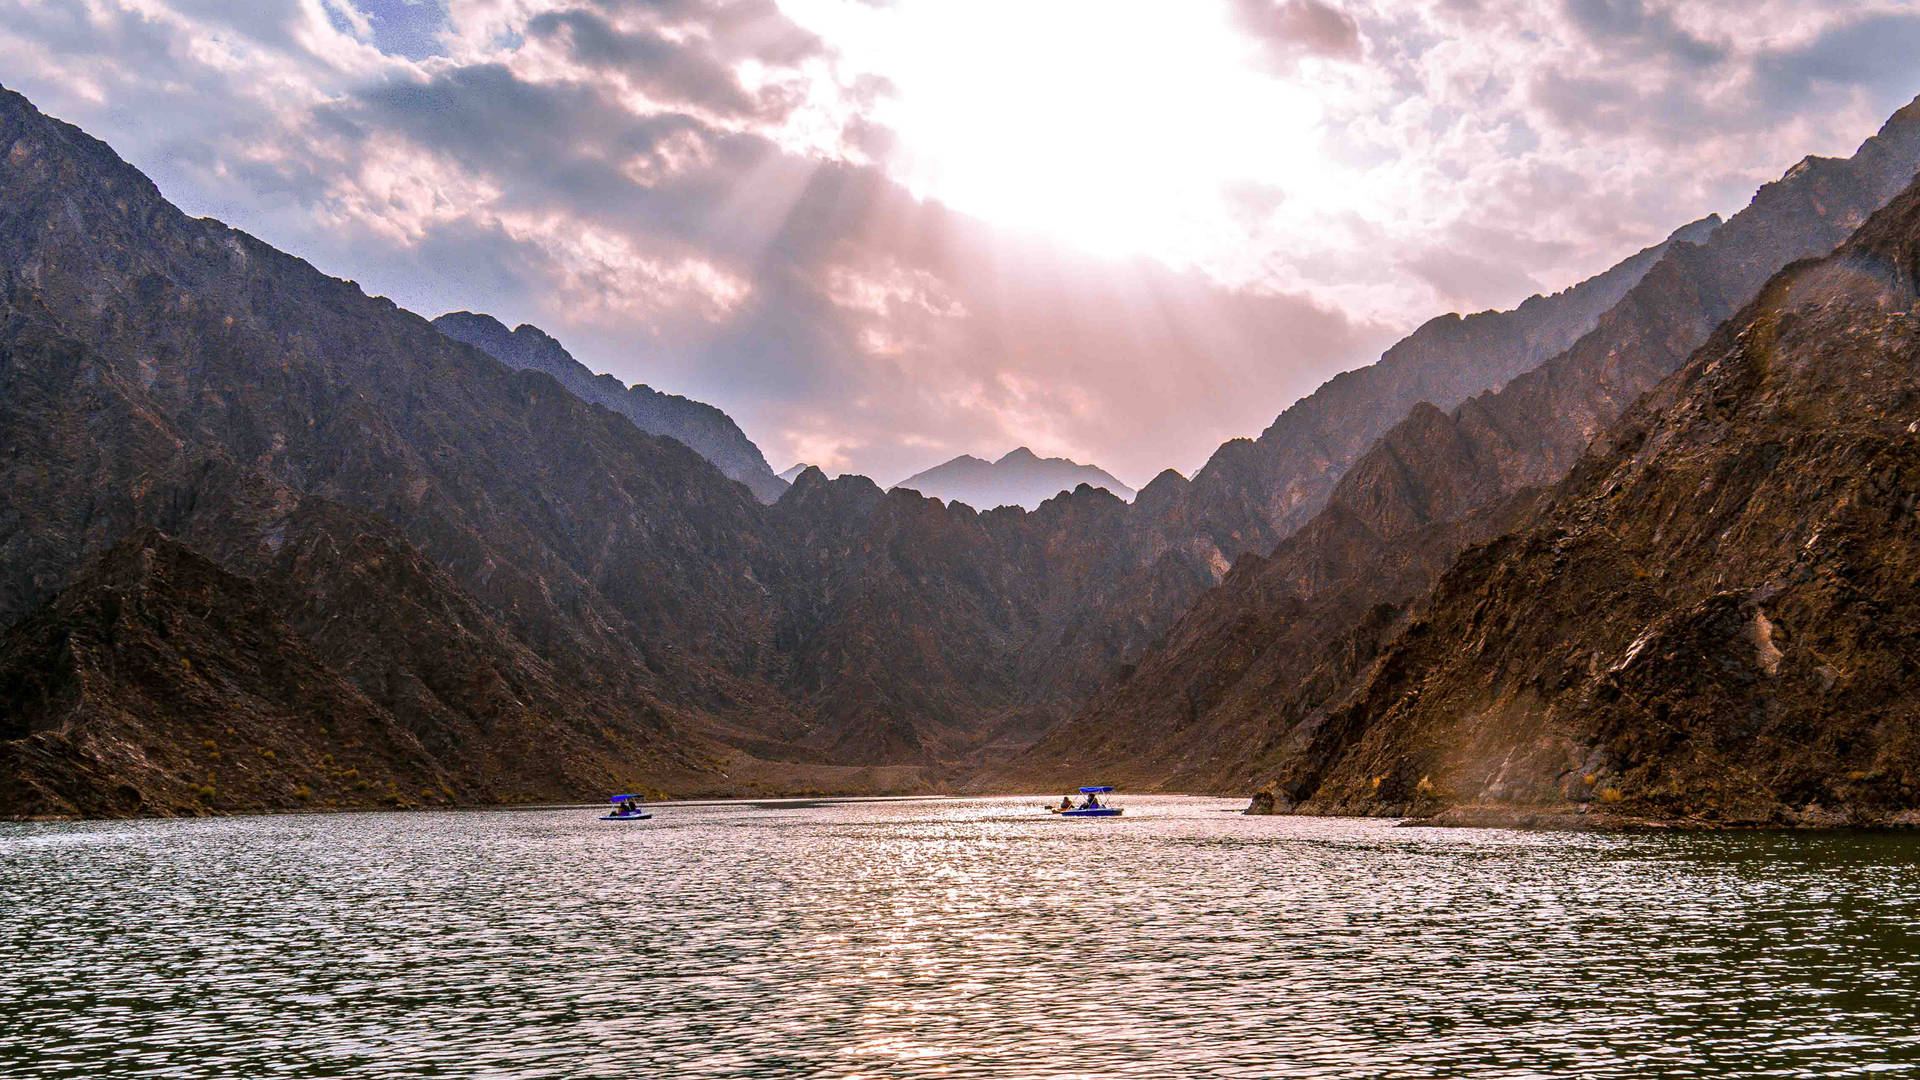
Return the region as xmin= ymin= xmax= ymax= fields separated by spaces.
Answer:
xmin=896 ymin=448 xmax=1135 ymax=510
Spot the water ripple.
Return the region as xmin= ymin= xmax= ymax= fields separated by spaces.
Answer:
xmin=4 ymin=797 xmax=1920 ymax=1078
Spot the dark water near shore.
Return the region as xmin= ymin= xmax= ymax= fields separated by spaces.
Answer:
xmin=5 ymin=796 xmax=1920 ymax=1078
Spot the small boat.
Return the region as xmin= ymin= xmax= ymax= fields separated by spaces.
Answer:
xmin=1048 ymin=785 xmax=1123 ymax=817
xmin=600 ymin=794 xmax=652 ymax=821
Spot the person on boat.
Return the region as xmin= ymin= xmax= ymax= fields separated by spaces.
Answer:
xmin=1081 ymin=793 xmax=1100 ymax=810
xmin=1058 ymin=795 xmax=1073 ymax=811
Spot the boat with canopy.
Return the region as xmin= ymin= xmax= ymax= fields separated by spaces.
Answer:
xmin=600 ymin=794 xmax=652 ymax=820
xmin=1047 ymin=786 xmax=1123 ymax=817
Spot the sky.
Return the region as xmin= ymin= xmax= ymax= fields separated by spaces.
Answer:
xmin=5 ymin=1 xmax=1920 ymax=487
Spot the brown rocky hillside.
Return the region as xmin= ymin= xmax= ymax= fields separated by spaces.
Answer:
xmin=1000 ymin=96 xmax=1920 ymax=796
xmin=1258 ymin=176 xmax=1920 ymax=827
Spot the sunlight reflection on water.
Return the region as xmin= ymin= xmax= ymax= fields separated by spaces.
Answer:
xmin=4 ymin=796 xmax=1920 ymax=1078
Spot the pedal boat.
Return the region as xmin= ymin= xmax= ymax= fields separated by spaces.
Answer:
xmin=1049 ymin=786 xmax=1124 ymax=817
xmin=600 ymin=794 xmax=653 ymax=820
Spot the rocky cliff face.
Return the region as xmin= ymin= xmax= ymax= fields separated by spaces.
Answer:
xmin=0 ymin=84 xmax=823 ymax=814
xmin=0 ymin=519 xmax=714 ymax=818
xmin=1151 ymin=215 xmax=1720 ymax=571
xmin=765 ymin=468 xmax=1200 ymax=763
xmin=1258 ymin=177 xmax=1920 ymax=827
xmin=0 ymin=84 xmax=1225 ymax=812
xmin=1001 ymin=95 xmax=1920 ymax=796
xmin=433 ymin=311 xmax=787 ymax=503
xmin=896 ymin=447 xmax=1135 ymax=510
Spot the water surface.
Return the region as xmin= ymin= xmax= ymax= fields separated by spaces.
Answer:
xmin=4 ymin=796 xmax=1919 ymax=1078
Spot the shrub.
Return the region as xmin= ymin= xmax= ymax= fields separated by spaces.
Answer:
xmin=194 ymin=785 xmax=216 ymax=803
xmin=1600 ymin=787 xmax=1625 ymax=804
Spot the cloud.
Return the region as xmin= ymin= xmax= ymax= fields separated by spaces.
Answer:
xmin=1753 ymin=12 xmax=1920 ymax=108
xmin=523 ymin=4 xmax=819 ymax=121
xmin=1563 ymin=0 xmax=1725 ymax=68
xmin=4 ymin=0 xmax=1920 ymax=488
xmin=1231 ymin=0 xmax=1363 ymax=70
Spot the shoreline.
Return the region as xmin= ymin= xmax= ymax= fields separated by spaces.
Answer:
xmin=16 ymin=792 xmax=1920 ymax=833
xmin=2 ymin=791 xmax=1238 ymax=825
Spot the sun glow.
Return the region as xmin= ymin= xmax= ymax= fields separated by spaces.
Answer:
xmin=788 ymin=0 xmax=1329 ymax=264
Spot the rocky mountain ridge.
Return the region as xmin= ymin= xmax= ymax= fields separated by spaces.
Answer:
xmin=432 ymin=311 xmax=787 ymax=503
xmin=0 ymin=84 xmax=1213 ymax=813
xmin=0 ymin=84 xmax=824 ymax=815
xmin=1000 ymin=94 xmax=1920 ymax=798
xmin=1251 ymin=174 xmax=1920 ymax=826
xmin=1145 ymin=214 xmax=1722 ymax=573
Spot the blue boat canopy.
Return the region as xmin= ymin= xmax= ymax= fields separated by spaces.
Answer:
xmin=610 ymin=794 xmax=643 ymax=803
xmin=1078 ymin=786 xmax=1113 ymax=793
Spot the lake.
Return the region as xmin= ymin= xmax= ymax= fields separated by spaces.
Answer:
xmin=4 ymin=796 xmax=1919 ymax=1078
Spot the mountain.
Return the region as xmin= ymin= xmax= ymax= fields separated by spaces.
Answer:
xmin=0 ymin=516 xmax=713 ymax=817
xmin=0 ymin=83 xmax=1205 ymax=814
xmin=1144 ymin=214 xmax=1722 ymax=575
xmin=11 ymin=78 xmax=1920 ymax=822
xmin=943 ymin=212 xmax=1732 ymax=713
xmin=1000 ymin=94 xmax=1920 ymax=796
xmin=778 ymin=463 xmax=813 ymax=484
xmin=896 ymin=448 xmax=1136 ymax=510
xmin=1249 ymin=172 xmax=1920 ymax=827
xmin=432 ymin=311 xmax=787 ymax=503
xmin=0 ymin=83 xmax=854 ymax=815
